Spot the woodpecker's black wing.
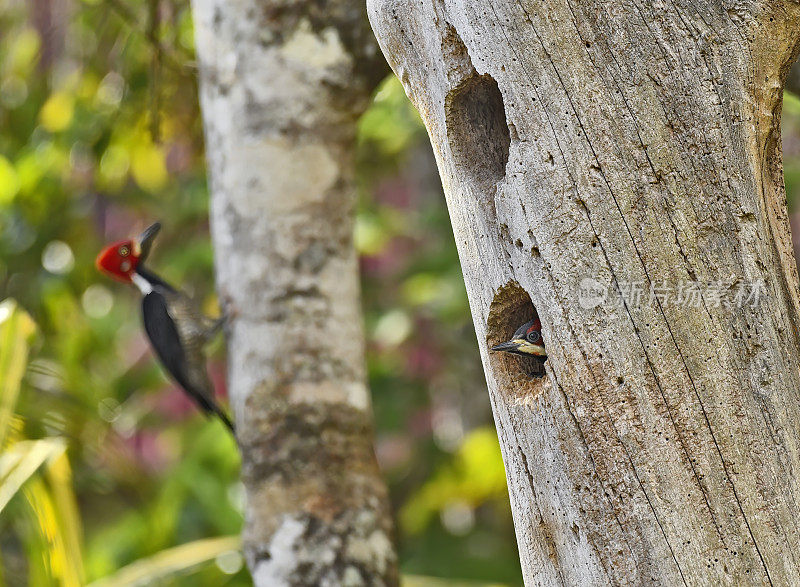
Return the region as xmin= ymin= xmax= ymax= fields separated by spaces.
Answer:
xmin=141 ymin=290 xmax=234 ymax=432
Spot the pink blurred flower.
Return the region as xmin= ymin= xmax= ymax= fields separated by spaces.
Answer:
xmin=166 ymin=139 xmax=193 ymax=174
xmin=127 ymin=430 xmax=172 ymax=472
xmin=376 ymin=178 xmax=418 ymax=209
xmin=408 ymin=408 xmax=432 ymax=437
xmin=405 ymin=344 xmax=442 ymax=379
xmin=375 ymin=434 xmax=413 ymax=470
xmin=360 ymin=237 xmax=416 ymax=277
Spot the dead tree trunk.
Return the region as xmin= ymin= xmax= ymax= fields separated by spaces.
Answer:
xmin=191 ymin=1 xmax=397 ymax=585
xmin=369 ymin=0 xmax=800 ymax=584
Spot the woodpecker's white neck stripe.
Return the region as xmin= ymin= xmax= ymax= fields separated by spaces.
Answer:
xmin=132 ymin=272 xmax=153 ymax=295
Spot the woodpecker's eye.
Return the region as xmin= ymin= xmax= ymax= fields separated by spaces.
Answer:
xmin=118 ymin=245 xmax=130 ymax=257
xmin=527 ymin=330 xmax=541 ymax=343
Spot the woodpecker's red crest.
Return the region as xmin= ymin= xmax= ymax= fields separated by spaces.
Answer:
xmin=96 ymin=239 xmax=141 ymax=282
xmin=96 ymin=222 xmax=161 ymax=283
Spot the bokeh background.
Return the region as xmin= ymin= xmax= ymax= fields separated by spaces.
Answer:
xmin=2 ymin=1 xmax=800 ymax=585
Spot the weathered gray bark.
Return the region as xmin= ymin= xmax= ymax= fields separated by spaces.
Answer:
xmin=191 ymin=1 xmax=397 ymax=585
xmin=370 ymin=0 xmax=800 ymax=584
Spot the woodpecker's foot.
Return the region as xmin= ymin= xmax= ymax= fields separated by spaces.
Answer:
xmin=219 ymin=292 xmax=239 ymax=323
xmin=207 ymin=312 xmax=233 ymax=337
xmin=205 ymin=316 xmax=225 ymax=338
xmin=205 ymin=306 xmax=239 ymax=338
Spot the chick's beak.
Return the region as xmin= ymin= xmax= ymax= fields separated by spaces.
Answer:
xmin=491 ymin=338 xmax=547 ymax=357
xmin=491 ymin=339 xmax=524 ymax=353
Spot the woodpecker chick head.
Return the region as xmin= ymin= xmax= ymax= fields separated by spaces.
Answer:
xmin=95 ymin=222 xmax=161 ymax=283
xmin=491 ymin=317 xmax=546 ymax=357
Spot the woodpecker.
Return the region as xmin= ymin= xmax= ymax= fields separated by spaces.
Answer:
xmin=96 ymin=222 xmax=234 ymax=433
xmin=491 ymin=317 xmax=546 ymax=358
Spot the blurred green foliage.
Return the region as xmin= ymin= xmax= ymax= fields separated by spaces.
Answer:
xmin=0 ymin=0 xmax=246 ymax=584
xmin=0 ymin=0 xmax=521 ymax=584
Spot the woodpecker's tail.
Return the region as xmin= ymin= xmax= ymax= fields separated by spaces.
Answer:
xmin=195 ymin=394 xmax=235 ymax=434
xmin=215 ymin=407 xmax=235 ymax=434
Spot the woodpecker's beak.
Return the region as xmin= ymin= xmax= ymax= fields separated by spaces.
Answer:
xmin=137 ymin=221 xmax=162 ymax=262
xmin=491 ymin=339 xmax=547 ymax=357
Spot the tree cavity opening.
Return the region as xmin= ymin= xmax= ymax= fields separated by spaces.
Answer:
xmin=487 ymin=281 xmax=547 ymax=394
xmin=445 ymin=74 xmax=510 ymax=191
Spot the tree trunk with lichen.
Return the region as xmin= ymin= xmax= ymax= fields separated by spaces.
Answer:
xmin=190 ymin=1 xmax=397 ymax=585
xmin=370 ymin=0 xmax=800 ymax=584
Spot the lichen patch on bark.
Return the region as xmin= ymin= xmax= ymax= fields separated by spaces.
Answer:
xmin=252 ymin=511 xmax=395 ymax=587
xmin=237 ymin=397 xmax=397 ymax=584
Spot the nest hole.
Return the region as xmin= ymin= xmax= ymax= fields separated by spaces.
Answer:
xmin=487 ymin=281 xmax=547 ymax=397
xmin=445 ymin=73 xmax=510 ymax=191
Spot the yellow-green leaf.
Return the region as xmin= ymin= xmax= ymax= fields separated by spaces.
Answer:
xmin=98 ymin=144 xmax=130 ymax=190
xmin=24 ymin=476 xmax=84 ymax=587
xmin=0 ymin=438 xmax=65 ymax=513
xmin=0 ymin=156 xmax=20 ymax=203
xmin=0 ymin=299 xmax=36 ymax=446
xmin=40 ymin=91 xmax=75 ymax=132
xmin=130 ymin=142 xmax=168 ymax=193
xmin=88 ymin=536 xmax=242 ymax=587
xmin=9 ymin=29 xmax=41 ymax=74
xmin=45 ymin=452 xmax=84 ymax=584
xmin=354 ymin=214 xmax=389 ymax=255
xmin=400 ymin=427 xmax=508 ymax=534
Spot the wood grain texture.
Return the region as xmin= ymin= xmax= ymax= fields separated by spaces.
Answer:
xmin=369 ymin=0 xmax=800 ymax=583
xmin=190 ymin=1 xmax=397 ymax=584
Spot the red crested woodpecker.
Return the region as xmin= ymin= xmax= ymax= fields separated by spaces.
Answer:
xmin=96 ymin=222 xmax=234 ymax=433
xmin=491 ymin=317 xmax=546 ymax=358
